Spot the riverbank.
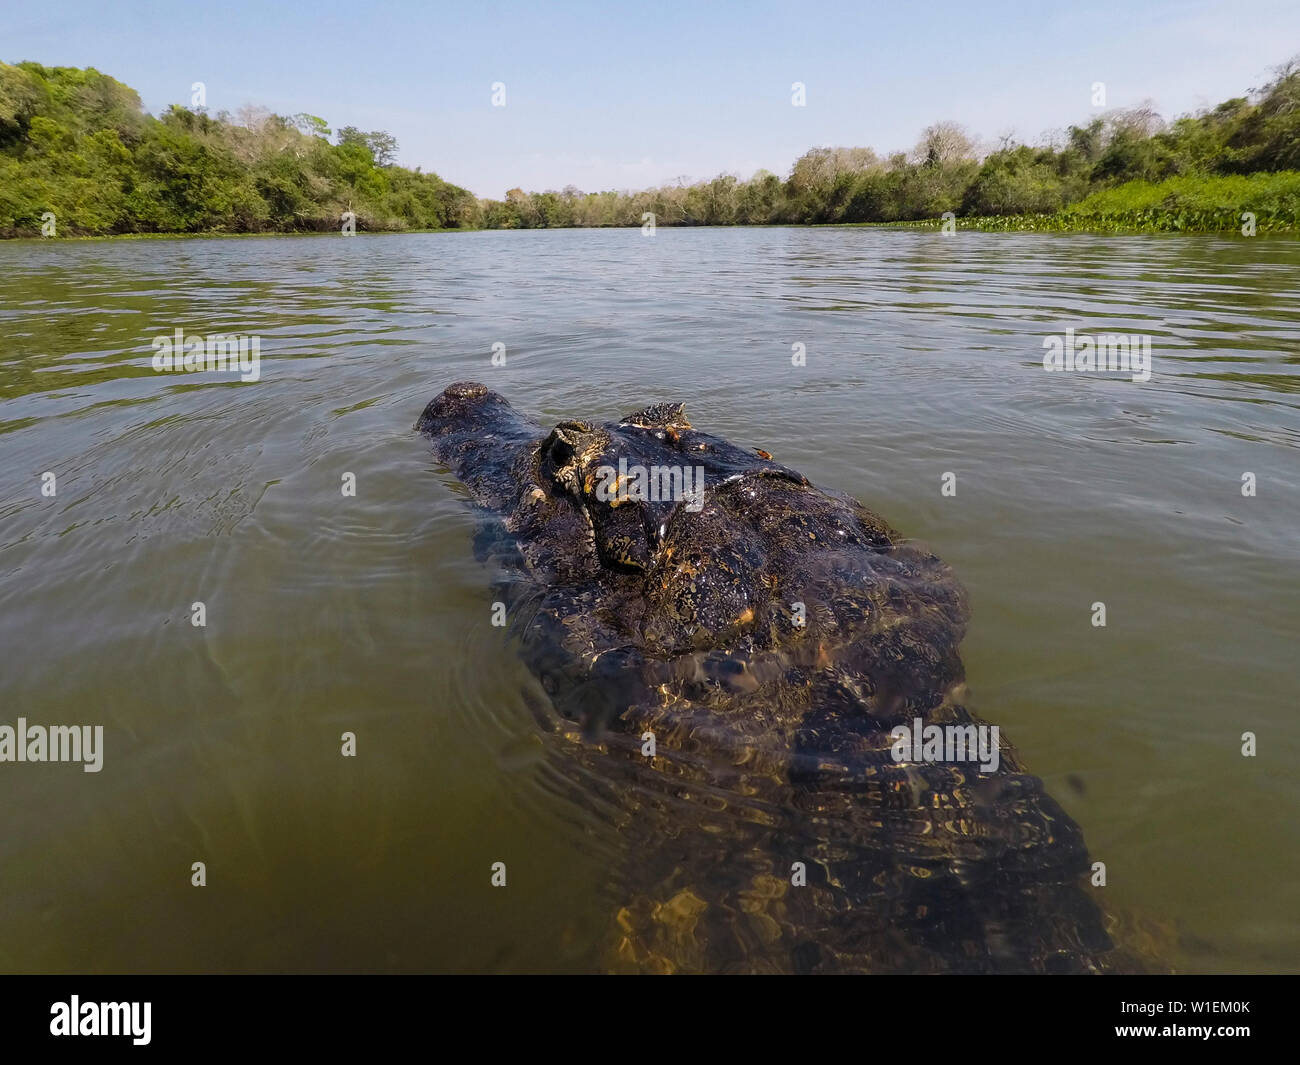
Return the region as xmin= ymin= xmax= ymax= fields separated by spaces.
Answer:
xmin=14 ymin=177 xmax=1299 ymax=242
xmin=851 ymin=171 xmax=1300 ymax=234
xmin=6 ymin=58 xmax=1300 ymax=240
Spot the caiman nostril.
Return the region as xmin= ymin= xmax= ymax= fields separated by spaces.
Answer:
xmin=445 ymin=381 xmax=489 ymax=399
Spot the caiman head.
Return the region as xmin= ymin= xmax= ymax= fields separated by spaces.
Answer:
xmin=417 ymin=381 xmax=969 ymax=742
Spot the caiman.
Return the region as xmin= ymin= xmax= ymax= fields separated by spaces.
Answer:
xmin=417 ymin=381 xmax=1144 ymax=974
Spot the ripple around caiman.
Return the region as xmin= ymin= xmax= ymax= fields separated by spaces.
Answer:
xmin=417 ymin=381 xmax=1151 ymax=974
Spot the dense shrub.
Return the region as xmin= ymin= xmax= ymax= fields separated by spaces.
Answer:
xmin=0 ymin=61 xmax=477 ymax=236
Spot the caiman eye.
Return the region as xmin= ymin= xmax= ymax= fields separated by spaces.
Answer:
xmin=541 ymin=422 xmax=596 ymax=492
xmin=548 ymin=435 xmax=575 ymax=467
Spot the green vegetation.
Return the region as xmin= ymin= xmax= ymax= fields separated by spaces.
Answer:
xmin=849 ymin=172 xmax=1300 ymax=233
xmin=1056 ymin=171 xmax=1300 ymax=232
xmin=0 ymin=62 xmax=477 ymax=236
xmin=480 ymin=58 xmax=1300 ymax=234
xmin=2 ymin=56 xmax=1299 ymax=237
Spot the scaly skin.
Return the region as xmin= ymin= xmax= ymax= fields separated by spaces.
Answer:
xmin=418 ymin=381 xmax=1135 ymax=973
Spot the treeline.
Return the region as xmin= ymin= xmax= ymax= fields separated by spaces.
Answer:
xmin=0 ymin=62 xmax=478 ymax=236
xmin=2 ymin=58 xmax=1298 ymax=237
xmin=482 ymin=57 xmax=1300 ymax=230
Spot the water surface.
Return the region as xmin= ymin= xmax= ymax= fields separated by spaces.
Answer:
xmin=0 ymin=227 xmax=1296 ymax=972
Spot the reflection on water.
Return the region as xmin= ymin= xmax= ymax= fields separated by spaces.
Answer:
xmin=0 ymin=229 xmax=1297 ymax=972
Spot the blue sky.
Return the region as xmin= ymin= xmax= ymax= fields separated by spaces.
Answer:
xmin=7 ymin=0 xmax=1300 ymax=197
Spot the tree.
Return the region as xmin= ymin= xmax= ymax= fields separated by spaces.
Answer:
xmin=336 ymin=125 xmax=368 ymax=149
xmin=365 ymin=130 xmax=398 ymax=166
xmin=914 ymin=121 xmax=978 ymax=166
xmin=0 ymin=63 xmax=43 ymax=145
xmin=292 ymin=113 xmax=331 ymax=139
xmin=335 ymin=126 xmax=396 ymax=165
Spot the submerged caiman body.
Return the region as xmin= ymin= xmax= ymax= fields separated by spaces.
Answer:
xmin=418 ymin=381 xmax=1129 ymax=973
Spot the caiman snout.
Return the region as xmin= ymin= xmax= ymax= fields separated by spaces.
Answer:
xmin=414 ymin=380 xmax=497 ymax=435
xmin=417 ymin=383 xmax=547 ymax=507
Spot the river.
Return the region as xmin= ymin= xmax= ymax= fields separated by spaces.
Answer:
xmin=0 ymin=226 xmax=1296 ymax=972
